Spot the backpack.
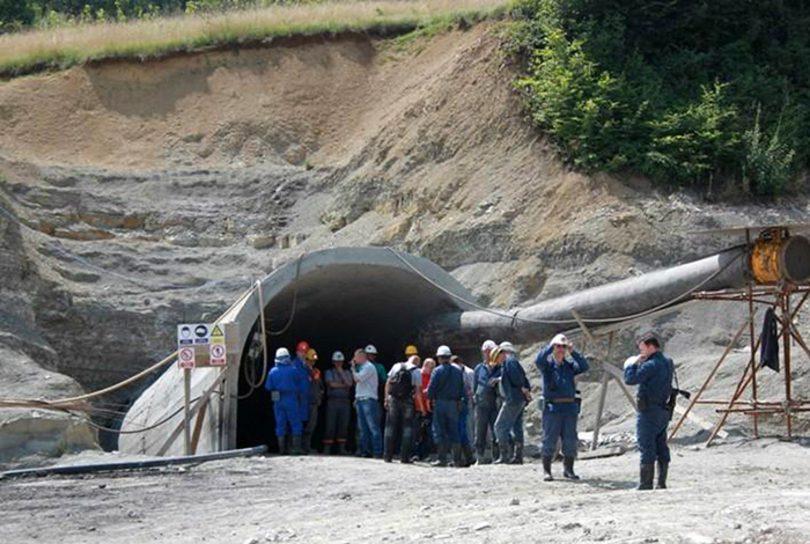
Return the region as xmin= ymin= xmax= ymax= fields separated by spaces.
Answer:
xmin=389 ymin=365 xmax=415 ymax=399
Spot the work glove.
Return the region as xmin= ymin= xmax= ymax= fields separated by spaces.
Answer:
xmin=623 ymin=355 xmax=639 ymax=370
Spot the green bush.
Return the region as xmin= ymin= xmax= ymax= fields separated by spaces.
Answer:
xmin=510 ymin=0 xmax=810 ymax=195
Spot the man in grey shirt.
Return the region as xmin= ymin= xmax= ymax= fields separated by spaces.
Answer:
xmin=323 ymin=351 xmax=353 ymax=454
xmin=352 ymin=348 xmax=382 ymax=458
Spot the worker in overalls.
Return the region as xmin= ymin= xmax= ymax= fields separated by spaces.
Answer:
xmin=624 ymin=332 xmax=674 ymax=490
xmin=265 ymin=347 xmax=306 ymax=455
xmin=535 ymin=334 xmax=589 ymax=481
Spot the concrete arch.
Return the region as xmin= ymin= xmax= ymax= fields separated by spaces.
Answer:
xmin=120 ymin=246 xmax=476 ymax=455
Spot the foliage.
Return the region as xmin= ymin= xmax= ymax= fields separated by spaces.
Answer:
xmin=510 ymin=0 xmax=810 ymax=195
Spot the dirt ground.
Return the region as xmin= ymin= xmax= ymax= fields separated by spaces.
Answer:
xmin=2 ymin=438 xmax=809 ymax=544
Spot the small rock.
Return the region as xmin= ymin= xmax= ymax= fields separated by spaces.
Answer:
xmin=244 ymin=538 xmax=260 ymax=544
xmin=474 ymin=523 xmax=492 ymax=531
xmin=509 ymin=498 xmax=520 ymax=506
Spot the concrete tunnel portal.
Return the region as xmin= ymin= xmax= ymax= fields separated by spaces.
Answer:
xmin=235 ymin=250 xmax=478 ymax=452
xmin=120 ymin=247 xmax=479 ymax=456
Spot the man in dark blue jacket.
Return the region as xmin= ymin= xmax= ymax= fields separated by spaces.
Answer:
xmin=535 ymin=333 xmax=589 ymax=481
xmin=265 ymin=347 xmax=307 ymax=455
xmin=624 ymin=332 xmax=674 ymax=490
xmin=494 ymin=341 xmax=531 ymax=464
xmin=427 ymin=345 xmax=465 ymax=467
xmin=473 ymin=339 xmax=501 ymax=464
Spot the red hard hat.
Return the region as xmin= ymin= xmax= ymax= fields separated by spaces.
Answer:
xmin=296 ymin=340 xmax=310 ymax=353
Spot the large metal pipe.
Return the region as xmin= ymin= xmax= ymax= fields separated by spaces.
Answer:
xmin=424 ymin=235 xmax=810 ymax=346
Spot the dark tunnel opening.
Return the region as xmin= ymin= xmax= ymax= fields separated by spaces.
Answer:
xmin=236 ymin=263 xmax=467 ymax=452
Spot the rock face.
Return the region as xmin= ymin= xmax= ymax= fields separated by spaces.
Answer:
xmin=0 ymin=24 xmax=808 ymax=462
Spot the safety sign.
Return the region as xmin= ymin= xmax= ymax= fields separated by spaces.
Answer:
xmin=209 ymin=324 xmax=227 ymax=366
xmin=178 ymin=346 xmax=196 ymax=369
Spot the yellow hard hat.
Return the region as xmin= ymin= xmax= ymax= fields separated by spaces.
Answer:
xmin=405 ymin=344 xmax=419 ymax=356
xmin=306 ymin=348 xmax=318 ymax=362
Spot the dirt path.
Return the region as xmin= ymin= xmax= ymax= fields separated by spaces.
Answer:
xmin=2 ymin=439 xmax=809 ymax=544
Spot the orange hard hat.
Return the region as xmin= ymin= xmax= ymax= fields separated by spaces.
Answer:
xmin=296 ymin=340 xmax=310 ymax=353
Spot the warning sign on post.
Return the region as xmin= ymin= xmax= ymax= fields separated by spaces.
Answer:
xmin=209 ymin=324 xmax=227 ymax=366
xmin=178 ymin=323 xmax=211 ymax=369
xmin=178 ymin=346 xmax=196 ymax=369
xmin=177 ymin=323 xmax=227 ymax=368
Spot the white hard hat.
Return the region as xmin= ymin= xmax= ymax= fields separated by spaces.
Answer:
xmin=364 ymin=344 xmax=378 ymax=355
xmin=275 ymin=347 xmax=290 ymax=359
xmin=436 ymin=345 xmax=452 ymax=357
xmin=499 ymin=341 xmax=516 ymax=353
xmin=332 ymin=351 xmax=345 ymax=362
xmin=551 ymin=333 xmax=571 ymax=347
xmin=481 ymin=339 xmax=498 ymax=351
xmin=623 ymin=355 xmax=640 ymax=370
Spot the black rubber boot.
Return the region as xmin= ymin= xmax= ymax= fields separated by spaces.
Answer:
xmin=383 ymin=437 xmax=395 ymax=463
xmin=492 ymin=442 xmax=500 ymax=462
xmin=432 ymin=445 xmax=449 ymax=467
xmin=493 ymin=442 xmax=513 ymax=464
xmin=509 ymin=443 xmax=524 ymax=465
xmin=301 ymin=434 xmax=311 ymax=455
xmin=657 ymin=461 xmax=669 ymax=489
xmin=336 ymin=442 xmax=347 ymax=455
xmin=462 ymin=445 xmax=475 ymax=467
xmin=291 ymin=435 xmax=303 ymax=456
xmin=475 ymin=447 xmax=490 ymax=465
xmin=563 ymin=456 xmax=580 ymax=480
xmin=638 ymin=464 xmax=654 ymax=490
xmin=280 ymin=436 xmax=290 ymax=455
xmin=452 ymin=444 xmax=464 ymax=468
xmin=542 ymin=456 xmax=554 ymax=481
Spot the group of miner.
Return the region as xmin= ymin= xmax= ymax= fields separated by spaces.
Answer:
xmin=264 ymin=331 xmax=675 ymax=490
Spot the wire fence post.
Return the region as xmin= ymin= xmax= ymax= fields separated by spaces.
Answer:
xmin=183 ymin=368 xmax=192 ymax=455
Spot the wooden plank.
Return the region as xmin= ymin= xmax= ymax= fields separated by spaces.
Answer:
xmin=157 ymin=371 xmax=227 ymax=456
xmin=580 ymin=445 xmax=626 ymax=460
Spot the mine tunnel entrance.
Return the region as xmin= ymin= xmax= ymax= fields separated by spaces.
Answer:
xmin=236 ymin=262 xmax=467 ymax=453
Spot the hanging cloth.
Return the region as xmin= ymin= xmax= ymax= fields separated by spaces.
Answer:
xmin=759 ymin=308 xmax=780 ymax=372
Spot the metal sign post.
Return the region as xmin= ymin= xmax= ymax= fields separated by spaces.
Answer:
xmin=183 ymin=368 xmax=191 ymax=455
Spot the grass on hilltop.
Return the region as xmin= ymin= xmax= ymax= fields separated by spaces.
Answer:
xmin=0 ymin=0 xmax=509 ymax=78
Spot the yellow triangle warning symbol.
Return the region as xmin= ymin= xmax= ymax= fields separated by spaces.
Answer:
xmin=211 ymin=325 xmax=224 ymax=338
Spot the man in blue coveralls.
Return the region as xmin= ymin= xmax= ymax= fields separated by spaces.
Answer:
xmin=265 ymin=347 xmax=306 ymax=455
xmin=427 ymin=345 xmax=465 ymax=467
xmin=493 ymin=341 xmax=531 ymax=464
xmin=535 ymin=333 xmax=589 ymax=481
xmin=624 ymin=332 xmax=674 ymax=490
xmin=473 ymin=339 xmax=501 ymax=464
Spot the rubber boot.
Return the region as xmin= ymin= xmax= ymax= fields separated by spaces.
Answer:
xmin=280 ymin=435 xmax=290 ymax=455
xmin=432 ymin=445 xmax=449 ymax=467
xmin=638 ymin=464 xmax=654 ymax=490
xmin=542 ymin=456 xmax=554 ymax=481
xmin=291 ymin=435 xmax=303 ymax=456
xmin=563 ymin=456 xmax=580 ymax=480
xmin=336 ymin=442 xmax=347 ymax=456
xmin=474 ymin=447 xmax=491 ymax=465
xmin=301 ymin=434 xmax=311 ymax=455
xmin=452 ymin=444 xmax=464 ymax=468
xmin=462 ymin=445 xmax=475 ymax=467
xmin=492 ymin=442 xmax=500 ymax=462
xmin=383 ymin=437 xmax=395 ymax=463
xmin=656 ymin=461 xmax=669 ymax=489
xmin=509 ymin=443 xmax=524 ymax=465
xmin=493 ymin=441 xmax=513 ymax=465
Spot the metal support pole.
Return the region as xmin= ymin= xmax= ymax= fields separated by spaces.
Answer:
xmin=783 ymin=290 xmax=793 ymax=438
xmin=591 ymin=332 xmax=613 ymax=450
xmin=183 ymin=368 xmax=192 ymax=456
xmin=669 ymin=316 xmax=751 ymax=440
xmin=745 ymin=229 xmax=759 ymax=437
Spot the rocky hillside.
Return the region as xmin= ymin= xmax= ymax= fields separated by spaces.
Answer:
xmin=1 ymin=23 xmax=808 ymax=462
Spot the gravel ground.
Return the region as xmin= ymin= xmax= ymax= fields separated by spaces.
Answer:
xmin=2 ymin=438 xmax=809 ymax=544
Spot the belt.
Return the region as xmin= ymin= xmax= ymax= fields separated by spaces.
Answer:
xmin=548 ymin=397 xmax=576 ymax=404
